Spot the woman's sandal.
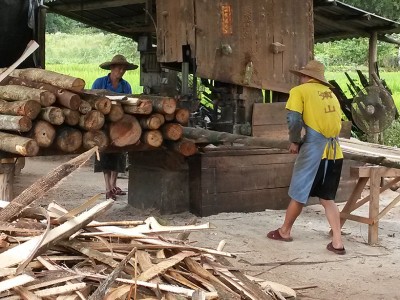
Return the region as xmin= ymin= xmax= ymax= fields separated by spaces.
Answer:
xmin=112 ymin=186 xmax=126 ymax=196
xmin=106 ymin=191 xmax=116 ymax=200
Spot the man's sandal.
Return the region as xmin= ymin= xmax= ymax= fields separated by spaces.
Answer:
xmin=112 ymin=187 xmax=126 ymax=196
xmin=106 ymin=191 xmax=116 ymax=200
xmin=266 ymin=229 xmax=293 ymax=242
xmin=326 ymin=242 xmax=346 ymax=255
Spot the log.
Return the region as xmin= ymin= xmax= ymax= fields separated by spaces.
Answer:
xmin=141 ymin=130 xmax=163 ymax=148
xmin=0 ymin=131 xmax=39 ymax=156
xmin=83 ymin=130 xmax=109 ymax=150
xmin=109 ymin=114 xmax=142 ymax=147
xmin=6 ymin=76 xmax=82 ymax=110
xmin=11 ymin=68 xmax=85 ymax=92
xmin=137 ymin=95 xmax=177 ymax=114
xmin=106 ymin=103 xmax=124 ymax=122
xmin=122 ymin=99 xmax=152 ymax=115
xmin=168 ymin=139 xmax=197 ymax=157
xmin=28 ymin=120 xmax=56 ymax=148
xmin=139 ymin=113 xmax=165 ymax=130
xmin=0 ymin=115 xmax=32 ymax=132
xmin=183 ymin=127 xmax=290 ymax=149
xmin=39 ymin=106 xmax=65 ymax=125
xmin=79 ymin=100 xmax=92 ymax=114
xmin=175 ymin=108 xmax=190 ymax=125
xmin=62 ymin=108 xmax=80 ymax=126
xmin=55 ymin=127 xmax=83 ymax=153
xmin=79 ymin=110 xmax=105 ymax=131
xmin=161 ymin=123 xmax=183 ymax=141
xmin=80 ymin=93 xmax=111 ymax=115
xmin=0 ymin=85 xmax=56 ymax=107
xmin=0 ymin=99 xmax=41 ymax=119
xmin=164 ymin=113 xmax=175 ymax=122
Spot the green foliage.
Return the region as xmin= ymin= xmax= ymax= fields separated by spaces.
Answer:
xmin=340 ymin=0 xmax=400 ymax=20
xmin=383 ymin=120 xmax=400 ymax=147
xmin=315 ymin=38 xmax=399 ymax=70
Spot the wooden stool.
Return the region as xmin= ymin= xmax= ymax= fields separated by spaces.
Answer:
xmin=340 ymin=166 xmax=400 ymax=244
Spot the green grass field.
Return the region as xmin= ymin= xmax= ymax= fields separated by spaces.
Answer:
xmin=326 ymin=71 xmax=400 ymax=108
xmin=47 ymin=64 xmax=142 ymax=94
xmin=47 ymin=64 xmax=400 ymax=109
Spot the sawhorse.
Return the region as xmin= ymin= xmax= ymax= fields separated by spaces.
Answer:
xmin=340 ymin=166 xmax=400 ymax=244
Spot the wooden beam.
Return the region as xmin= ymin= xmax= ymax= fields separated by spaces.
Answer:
xmin=369 ymin=31 xmax=378 ymax=85
xmin=48 ymin=0 xmax=146 ymax=12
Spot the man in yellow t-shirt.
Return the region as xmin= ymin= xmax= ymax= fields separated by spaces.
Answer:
xmin=267 ymin=60 xmax=346 ymax=255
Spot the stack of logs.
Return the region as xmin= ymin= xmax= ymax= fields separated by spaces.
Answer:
xmin=0 ymin=68 xmax=197 ymax=157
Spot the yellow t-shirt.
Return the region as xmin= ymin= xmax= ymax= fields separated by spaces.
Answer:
xmin=286 ymin=80 xmax=343 ymax=159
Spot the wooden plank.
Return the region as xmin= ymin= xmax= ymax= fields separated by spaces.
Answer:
xmin=375 ymin=193 xmax=400 ymax=222
xmin=340 ymin=177 xmax=369 ymax=228
xmin=340 ymin=213 xmax=373 ymax=225
xmin=0 ymin=274 xmax=35 ymax=293
xmin=198 ymin=188 xmax=290 ymax=216
xmin=215 ymin=164 xmax=293 ymax=193
xmin=351 ymin=166 xmax=400 ymax=178
xmin=34 ymin=283 xmax=86 ymax=297
xmin=252 ymin=125 xmax=289 ymax=140
xmin=0 ymin=200 xmax=113 ymax=268
xmin=138 ymin=251 xmax=197 ymax=282
xmin=252 ymin=103 xmax=287 ymax=126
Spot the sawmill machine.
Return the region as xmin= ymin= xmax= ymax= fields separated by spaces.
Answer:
xmin=39 ymin=0 xmax=314 ymax=136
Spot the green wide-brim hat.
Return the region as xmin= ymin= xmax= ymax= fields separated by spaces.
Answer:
xmin=100 ymin=54 xmax=138 ymax=70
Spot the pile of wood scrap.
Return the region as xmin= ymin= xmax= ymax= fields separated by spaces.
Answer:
xmin=0 ymin=199 xmax=289 ymax=299
xmin=0 ymin=68 xmax=196 ymax=158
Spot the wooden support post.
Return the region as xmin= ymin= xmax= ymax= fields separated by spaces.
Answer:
xmin=0 ymin=159 xmax=16 ymax=201
xmin=368 ymin=168 xmax=380 ymax=244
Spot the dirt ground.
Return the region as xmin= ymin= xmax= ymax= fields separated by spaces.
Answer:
xmin=13 ymin=155 xmax=400 ymax=300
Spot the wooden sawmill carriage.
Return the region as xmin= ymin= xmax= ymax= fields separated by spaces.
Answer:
xmin=1 ymin=0 xmax=400 ymax=217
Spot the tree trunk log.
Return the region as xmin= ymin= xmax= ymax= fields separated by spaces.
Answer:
xmin=136 ymin=95 xmax=176 ymax=114
xmin=139 ymin=113 xmax=165 ymax=130
xmin=174 ymin=108 xmax=190 ymax=125
xmin=0 ymin=85 xmax=56 ymax=107
xmin=39 ymin=107 xmax=65 ymax=125
xmin=161 ymin=123 xmax=183 ymax=141
xmin=0 ymin=131 xmax=39 ymax=156
xmin=0 ymin=147 xmax=98 ymax=222
xmin=0 ymin=115 xmax=32 ymax=132
xmin=164 ymin=113 xmax=175 ymax=122
xmin=168 ymin=139 xmax=197 ymax=156
xmin=79 ymin=110 xmax=105 ymax=131
xmin=141 ymin=130 xmax=163 ymax=148
xmin=83 ymin=130 xmax=109 ymax=150
xmin=28 ymin=120 xmax=56 ymax=148
xmin=80 ymin=94 xmax=111 ymax=115
xmin=106 ymin=104 xmax=124 ymax=122
xmin=109 ymin=114 xmax=142 ymax=147
xmin=183 ymin=127 xmax=290 ymax=149
xmin=122 ymin=100 xmax=152 ymax=115
xmin=0 ymin=99 xmax=41 ymax=120
xmin=11 ymin=68 xmax=85 ymax=92
xmin=62 ymin=108 xmax=80 ymax=126
xmin=5 ymin=76 xmax=81 ymax=110
xmin=55 ymin=127 xmax=83 ymax=153
xmin=79 ymin=100 xmax=92 ymax=114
